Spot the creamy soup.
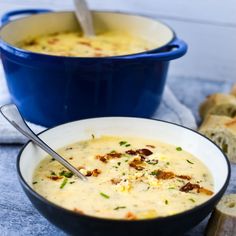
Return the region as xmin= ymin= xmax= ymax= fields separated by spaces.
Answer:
xmin=33 ymin=136 xmax=214 ymax=220
xmin=19 ymin=31 xmax=156 ymax=57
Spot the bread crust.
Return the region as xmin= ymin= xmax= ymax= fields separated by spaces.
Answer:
xmin=199 ymin=115 xmax=236 ymax=163
xmin=206 ymin=194 xmax=236 ymax=236
xmin=199 ymin=93 xmax=236 ymax=119
xmin=230 ymin=84 xmax=236 ymax=96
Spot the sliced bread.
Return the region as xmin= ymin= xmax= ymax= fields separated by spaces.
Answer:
xmin=199 ymin=115 xmax=236 ymax=163
xmin=199 ymin=93 xmax=236 ymax=119
xmin=231 ymin=84 xmax=236 ymax=96
xmin=206 ymin=194 xmax=236 ymax=236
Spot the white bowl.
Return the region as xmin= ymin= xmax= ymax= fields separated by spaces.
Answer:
xmin=17 ymin=117 xmax=230 ymax=235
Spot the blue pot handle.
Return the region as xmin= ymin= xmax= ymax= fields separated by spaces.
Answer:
xmin=1 ymin=9 xmax=52 ymax=25
xmin=122 ymin=38 xmax=187 ymax=61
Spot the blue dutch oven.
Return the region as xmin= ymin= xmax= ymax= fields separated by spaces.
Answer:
xmin=0 ymin=9 xmax=187 ymax=127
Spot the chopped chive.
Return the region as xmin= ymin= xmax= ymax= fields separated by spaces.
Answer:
xmin=125 ymin=160 xmax=129 ymax=162
xmin=119 ymin=141 xmax=128 ymax=146
xmin=176 ymin=147 xmax=182 ymax=151
xmin=166 ymin=162 xmax=170 ymax=165
xmin=100 ymin=192 xmax=110 ymax=199
xmin=59 ymin=170 xmax=74 ymax=178
xmin=60 ymin=178 xmax=68 ymax=189
xmin=91 ymin=134 xmax=95 ymax=139
xmin=168 ymin=187 xmax=175 ymax=190
xmin=50 ymin=158 xmax=55 ymax=161
xmin=117 ymin=162 xmax=121 ymax=166
xmin=189 ymin=198 xmax=195 ymax=203
xmin=186 ymin=159 xmax=194 ymax=164
xmin=146 ymin=186 xmax=150 ymax=191
xmin=110 ymin=150 xmax=116 ymax=154
xmin=122 ymin=172 xmax=126 ymax=176
xmin=69 ymin=181 xmax=75 ymax=184
xmin=146 ymin=160 xmax=158 ymax=165
xmin=150 ymin=170 xmax=159 ymax=176
xmin=114 ymin=206 xmax=126 ymax=210
xmin=165 ymin=200 xmax=169 ymax=205
xmin=32 ymin=181 xmax=38 ymax=185
xmin=50 ymin=171 xmax=56 ymax=176
xmin=125 ymin=144 xmax=131 ymax=147
xmin=119 ymin=141 xmax=127 ymax=146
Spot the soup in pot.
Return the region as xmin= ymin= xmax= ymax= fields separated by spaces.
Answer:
xmin=19 ymin=31 xmax=156 ymax=57
xmin=32 ymin=136 xmax=214 ymax=220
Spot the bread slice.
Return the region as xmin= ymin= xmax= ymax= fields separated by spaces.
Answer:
xmin=231 ymin=84 xmax=236 ymax=96
xmin=206 ymin=194 xmax=236 ymax=236
xmin=199 ymin=93 xmax=236 ymax=119
xmin=199 ymin=115 xmax=236 ymax=163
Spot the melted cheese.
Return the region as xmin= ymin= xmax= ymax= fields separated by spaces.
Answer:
xmin=19 ymin=31 xmax=156 ymax=57
xmin=33 ymin=136 xmax=214 ymax=220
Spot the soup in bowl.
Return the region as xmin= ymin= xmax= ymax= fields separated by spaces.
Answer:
xmin=17 ymin=117 xmax=230 ymax=235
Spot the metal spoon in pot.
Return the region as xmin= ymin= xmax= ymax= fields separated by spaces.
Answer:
xmin=0 ymin=104 xmax=87 ymax=181
xmin=73 ymin=0 xmax=95 ymax=36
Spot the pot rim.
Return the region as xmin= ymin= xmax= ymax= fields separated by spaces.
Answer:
xmin=0 ymin=10 xmax=177 ymax=60
xmin=17 ymin=116 xmax=231 ymax=224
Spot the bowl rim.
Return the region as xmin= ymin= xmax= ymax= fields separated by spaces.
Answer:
xmin=16 ymin=117 xmax=231 ymax=223
xmin=0 ymin=10 xmax=176 ymax=60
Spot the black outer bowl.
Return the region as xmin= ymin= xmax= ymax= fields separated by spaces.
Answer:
xmin=16 ymin=118 xmax=231 ymax=236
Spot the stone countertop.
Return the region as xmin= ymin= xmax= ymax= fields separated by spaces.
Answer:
xmin=0 ymin=77 xmax=235 ymax=236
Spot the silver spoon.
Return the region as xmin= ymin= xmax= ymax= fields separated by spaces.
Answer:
xmin=73 ymin=0 xmax=95 ymax=36
xmin=0 ymin=104 xmax=87 ymax=181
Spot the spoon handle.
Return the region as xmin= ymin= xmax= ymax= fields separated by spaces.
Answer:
xmin=73 ymin=0 xmax=95 ymax=36
xmin=0 ymin=104 xmax=87 ymax=181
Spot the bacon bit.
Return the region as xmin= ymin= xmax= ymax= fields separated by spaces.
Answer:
xmin=69 ymin=157 xmax=74 ymax=160
xmin=125 ymin=148 xmax=153 ymax=156
xmin=47 ymin=38 xmax=59 ymax=44
xmin=79 ymin=41 xmax=91 ymax=46
xmin=108 ymin=152 xmax=122 ymax=158
xmin=137 ymin=149 xmax=153 ymax=156
xmin=85 ymin=171 xmax=92 ymax=177
xmin=176 ymin=175 xmax=191 ymax=180
xmin=180 ymin=182 xmax=213 ymax=195
xmin=129 ymin=157 xmax=145 ymax=171
xmin=92 ymin=169 xmax=101 ymax=177
xmin=146 ymin=145 xmax=156 ymax=148
xmin=180 ymin=182 xmax=200 ymax=192
xmin=125 ymin=212 xmax=137 ymax=220
xmin=130 ymin=164 xmax=144 ymax=171
xmin=26 ymin=39 xmax=37 ymax=46
xmin=94 ymin=53 xmax=104 ymax=57
xmin=140 ymin=156 xmax=146 ymax=161
xmin=73 ymin=208 xmax=84 ymax=214
xmin=96 ymin=152 xmax=122 ymax=163
xmin=125 ymin=150 xmax=137 ymax=155
xmin=96 ymin=155 xmax=108 ymax=163
xmin=155 ymin=170 xmax=175 ymax=180
xmin=48 ymin=175 xmax=62 ymax=181
xmin=198 ymin=187 xmax=214 ymax=196
xmin=111 ymin=178 xmax=122 ymax=185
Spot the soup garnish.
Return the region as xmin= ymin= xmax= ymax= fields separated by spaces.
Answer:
xmin=33 ymin=136 xmax=214 ymax=220
xmin=19 ymin=31 xmax=156 ymax=57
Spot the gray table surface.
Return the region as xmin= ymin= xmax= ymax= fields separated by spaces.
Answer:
xmin=0 ymin=0 xmax=236 ymax=235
